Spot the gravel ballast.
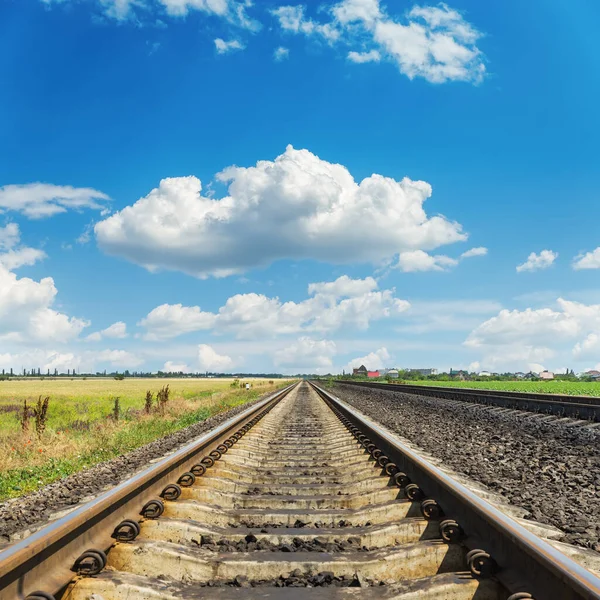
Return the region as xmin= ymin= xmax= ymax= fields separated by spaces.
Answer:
xmin=0 ymin=393 xmax=273 ymax=542
xmin=333 ymin=383 xmax=600 ymax=552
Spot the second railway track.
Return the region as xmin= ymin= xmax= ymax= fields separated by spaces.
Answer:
xmin=1 ymin=381 xmax=599 ymax=599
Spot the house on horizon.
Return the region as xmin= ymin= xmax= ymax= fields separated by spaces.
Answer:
xmin=409 ymin=368 xmax=438 ymax=376
xmin=539 ymin=370 xmax=554 ymax=380
xmin=387 ymin=369 xmax=399 ymax=379
xmin=367 ymin=371 xmax=380 ymax=378
xmin=352 ymin=365 xmax=368 ymax=377
xmin=585 ymin=370 xmax=600 ymax=380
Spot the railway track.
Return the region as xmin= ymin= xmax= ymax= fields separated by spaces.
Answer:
xmin=1 ymin=381 xmax=599 ymax=599
xmin=337 ymin=380 xmax=600 ymax=422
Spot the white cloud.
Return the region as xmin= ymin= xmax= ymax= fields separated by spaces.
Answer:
xmin=0 ymin=223 xmax=46 ymax=269
xmin=460 ymin=246 xmax=487 ymax=259
xmin=273 ymin=46 xmax=290 ymax=61
xmin=332 ymin=0 xmax=381 ymax=25
xmin=95 ymin=145 xmax=466 ymax=278
xmin=0 ymin=224 xmax=20 ymax=250
xmin=347 ymin=49 xmax=380 ymax=63
xmin=0 ymin=183 xmax=109 ymax=219
xmin=163 ymin=360 xmax=191 ymax=372
xmin=0 ymin=350 xmax=83 ymax=374
xmin=272 ymin=1 xmax=485 ymax=84
xmin=86 ymin=321 xmax=128 ymax=342
xmin=0 ymin=247 xmax=47 ymax=270
xmin=464 ymin=298 xmax=600 ymax=372
xmin=573 ymin=333 xmax=600 ymax=359
xmin=274 ymin=337 xmax=336 ymax=371
xmin=397 ymin=250 xmax=458 ymax=272
xmin=271 ymin=5 xmax=340 ymax=42
xmin=42 ymin=0 xmax=259 ymax=28
xmin=198 ymin=344 xmax=233 ymax=371
xmin=214 ymin=38 xmax=244 ymax=54
xmin=345 ymin=346 xmax=390 ymax=371
xmin=307 ymin=274 xmax=377 ymax=297
xmin=0 ymin=265 xmax=89 ymax=343
xmin=516 ymin=249 xmax=558 ymax=273
xmin=0 ymin=348 xmax=142 ymax=373
xmin=138 ymin=275 xmax=410 ymax=340
xmin=94 ymin=349 xmax=144 ymax=368
xmin=573 ymin=247 xmax=600 ymax=270
xmin=138 ymin=304 xmax=217 ymax=340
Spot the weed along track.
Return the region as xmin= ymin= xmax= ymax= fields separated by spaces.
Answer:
xmin=1 ymin=382 xmax=600 ymax=599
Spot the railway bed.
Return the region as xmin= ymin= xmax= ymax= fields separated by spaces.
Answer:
xmin=336 ymin=380 xmax=600 ymax=422
xmin=1 ymin=381 xmax=599 ymax=599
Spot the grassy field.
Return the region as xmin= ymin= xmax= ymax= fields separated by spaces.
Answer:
xmin=0 ymin=378 xmax=290 ymax=500
xmin=393 ymin=379 xmax=600 ymax=397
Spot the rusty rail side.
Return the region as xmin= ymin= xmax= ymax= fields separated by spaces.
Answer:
xmin=335 ymin=380 xmax=600 ymax=421
xmin=0 ymin=382 xmax=298 ymax=600
xmin=310 ymin=381 xmax=600 ymax=600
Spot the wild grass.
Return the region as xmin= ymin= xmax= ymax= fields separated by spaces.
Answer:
xmin=0 ymin=378 xmax=289 ymax=500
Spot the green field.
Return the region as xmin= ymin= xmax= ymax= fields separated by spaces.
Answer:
xmin=0 ymin=378 xmax=289 ymax=500
xmin=393 ymin=379 xmax=600 ymax=397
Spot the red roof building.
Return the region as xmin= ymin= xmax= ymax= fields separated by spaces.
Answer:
xmin=367 ymin=371 xmax=380 ymax=378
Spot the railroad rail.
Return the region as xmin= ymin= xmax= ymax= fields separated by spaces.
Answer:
xmin=336 ymin=380 xmax=600 ymax=422
xmin=0 ymin=381 xmax=599 ymax=599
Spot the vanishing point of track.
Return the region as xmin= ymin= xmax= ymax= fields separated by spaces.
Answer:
xmin=1 ymin=381 xmax=599 ymax=599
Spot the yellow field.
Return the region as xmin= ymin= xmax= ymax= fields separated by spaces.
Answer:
xmin=0 ymin=377 xmax=290 ymax=499
xmin=0 ymin=377 xmax=272 ymax=433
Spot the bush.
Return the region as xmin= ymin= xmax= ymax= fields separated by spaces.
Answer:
xmin=114 ymin=374 xmax=125 ymax=381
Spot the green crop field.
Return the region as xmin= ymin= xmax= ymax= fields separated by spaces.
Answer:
xmin=0 ymin=377 xmax=290 ymax=500
xmin=394 ymin=379 xmax=600 ymax=397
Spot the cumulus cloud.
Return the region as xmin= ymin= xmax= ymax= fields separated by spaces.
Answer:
xmin=138 ymin=304 xmax=217 ymax=340
xmin=95 ymin=145 xmax=466 ymax=278
xmin=345 ymin=347 xmax=390 ymax=371
xmin=0 ymin=348 xmax=142 ymax=373
xmin=138 ymin=275 xmax=410 ymax=340
xmin=0 ymin=223 xmax=46 ymax=269
xmin=397 ymin=245 xmax=487 ymax=272
xmin=516 ymin=250 xmax=558 ymax=273
xmin=163 ymin=360 xmax=191 ymax=372
xmin=573 ymin=247 xmax=600 ymax=270
xmin=86 ymin=321 xmax=128 ymax=342
xmin=198 ymin=344 xmax=234 ymax=371
xmin=214 ymin=38 xmax=244 ymax=53
xmin=347 ymin=49 xmax=380 ymax=63
xmin=464 ymin=298 xmax=600 ymax=371
xmin=397 ymin=250 xmax=458 ymax=272
xmin=274 ymin=46 xmax=290 ymax=61
xmin=0 ymin=183 xmax=109 ymax=219
xmin=274 ymin=337 xmax=336 ymax=371
xmin=272 ymin=0 xmax=485 ymax=84
xmin=0 ymin=265 xmax=89 ymax=343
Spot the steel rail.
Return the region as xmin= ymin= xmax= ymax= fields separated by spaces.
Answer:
xmin=336 ymin=380 xmax=600 ymax=421
xmin=0 ymin=381 xmax=298 ymax=600
xmin=310 ymin=381 xmax=600 ymax=600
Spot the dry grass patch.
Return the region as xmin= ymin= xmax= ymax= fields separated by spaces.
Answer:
xmin=0 ymin=378 xmax=290 ymax=499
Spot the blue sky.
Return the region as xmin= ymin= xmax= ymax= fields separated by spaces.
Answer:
xmin=1 ymin=0 xmax=599 ymax=375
